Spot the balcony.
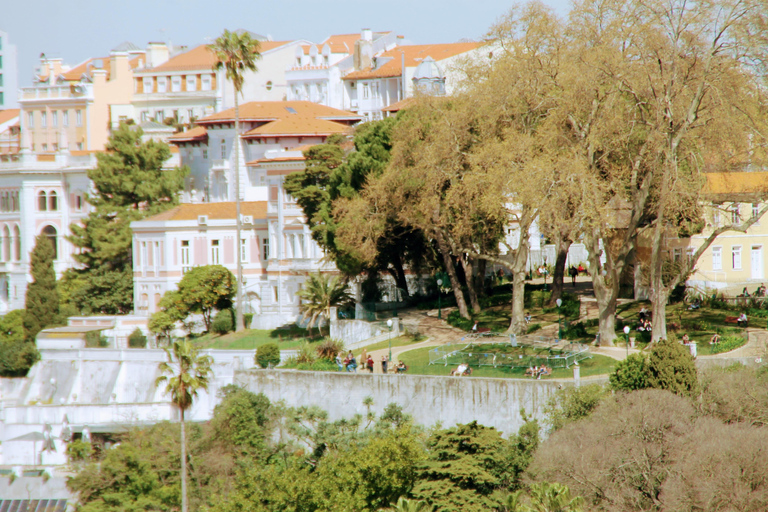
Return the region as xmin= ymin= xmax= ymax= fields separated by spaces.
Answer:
xmin=20 ymin=85 xmax=92 ymax=102
xmin=212 ymin=159 xmax=230 ymax=171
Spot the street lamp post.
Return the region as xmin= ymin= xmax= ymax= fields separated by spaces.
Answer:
xmin=437 ymin=278 xmax=443 ymax=320
xmin=623 ymin=325 xmax=631 ymax=358
xmin=387 ymin=318 xmax=393 ymax=363
xmin=556 ymin=298 xmax=563 ymax=340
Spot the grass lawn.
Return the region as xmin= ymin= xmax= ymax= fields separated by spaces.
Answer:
xmin=361 ymin=335 xmax=425 ymax=353
xmin=397 ymin=346 xmax=617 ymax=379
xmin=193 ymin=329 xmax=312 ymax=350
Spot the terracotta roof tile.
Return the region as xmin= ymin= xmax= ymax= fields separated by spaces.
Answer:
xmin=197 ymin=100 xmax=360 ymax=123
xmin=242 ymin=117 xmax=350 ymax=137
xmin=704 ymin=172 xmax=768 ymax=195
xmin=168 ymin=126 xmax=208 ymax=142
xmin=145 ymin=41 xmax=295 ymax=73
xmin=0 ymin=109 xmax=20 ymax=125
xmin=381 ymin=97 xmax=417 ymax=112
xmin=344 ymin=42 xmax=482 ymax=80
xmin=141 ymin=201 xmax=267 ymax=222
xmin=60 ymin=54 xmax=143 ymax=81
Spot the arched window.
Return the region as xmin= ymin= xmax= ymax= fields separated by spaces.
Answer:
xmin=42 ymin=225 xmax=57 ymax=260
xmin=0 ymin=227 xmax=4 ymax=262
xmin=14 ymin=225 xmax=21 ymax=261
xmin=49 ymin=191 xmax=58 ymax=211
xmin=3 ymin=225 xmax=10 ymax=262
xmin=38 ymin=191 xmax=47 ymax=211
xmin=1 ymin=192 xmax=7 ymax=212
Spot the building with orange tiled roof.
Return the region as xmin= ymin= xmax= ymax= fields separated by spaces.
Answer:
xmin=286 ymin=29 xmax=400 ymax=116
xmin=0 ymin=30 xmax=19 ymax=109
xmin=132 ymin=38 xmax=311 ymax=128
xmin=341 ymin=42 xmax=487 ymax=120
xmin=0 ymin=109 xmax=20 ymax=155
xmin=18 ymin=42 xmax=160 ymax=152
xmin=168 ymin=100 xmax=360 ymax=204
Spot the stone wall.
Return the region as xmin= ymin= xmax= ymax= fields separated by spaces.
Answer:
xmin=234 ymin=369 xmax=564 ymax=436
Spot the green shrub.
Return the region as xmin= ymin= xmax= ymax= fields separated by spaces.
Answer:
xmin=544 ymin=383 xmax=608 ymax=432
xmin=316 ymin=338 xmax=344 ymax=360
xmin=255 ymin=343 xmax=280 ymax=368
xmin=0 ymin=340 xmax=40 ymax=377
xmin=528 ymin=290 xmax=550 ymax=308
xmin=243 ymin=313 xmax=253 ymax=329
xmin=282 ymin=358 xmax=338 ymax=371
xmin=127 ymin=328 xmax=147 ymax=348
xmin=447 ymin=310 xmax=474 ymax=331
xmin=84 ymin=330 xmax=108 ymax=348
xmin=211 ymin=309 xmax=235 ymax=335
xmin=647 ymin=338 xmax=698 ymax=397
xmin=561 ymin=321 xmax=588 ymax=340
xmin=710 ymin=335 xmax=747 ymax=354
xmin=66 ymin=439 xmax=93 ymax=462
xmin=609 ymin=353 xmax=649 ymax=391
xmin=296 ymin=342 xmax=317 ymax=364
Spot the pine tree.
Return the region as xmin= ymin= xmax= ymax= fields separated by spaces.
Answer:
xmin=24 ymin=233 xmax=60 ymax=341
xmin=67 ymin=124 xmax=188 ymax=314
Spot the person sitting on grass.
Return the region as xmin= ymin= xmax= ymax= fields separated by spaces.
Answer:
xmin=710 ymin=332 xmax=720 ymax=345
xmin=396 ymin=361 xmax=407 ymax=373
xmin=537 ymin=365 xmax=550 ymax=379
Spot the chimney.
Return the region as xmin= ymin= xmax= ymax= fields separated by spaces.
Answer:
xmin=110 ymin=52 xmax=129 ymax=81
xmin=362 ymin=28 xmax=373 ymax=41
xmin=146 ymin=42 xmax=170 ymax=68
xmin=354 ymin=30 xmax=374 ymax=70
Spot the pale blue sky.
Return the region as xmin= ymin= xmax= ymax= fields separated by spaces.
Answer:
xmin=4 ymin=0 xmax=572 ymax=87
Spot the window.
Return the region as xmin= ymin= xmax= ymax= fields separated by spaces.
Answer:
xmin=13 ymin=225 xmax=20 ymax=261
xmin=211 ymin=239 xmax=220 ymax=264
xmin=187 ymin=109 xmax=194 ymax=121
xmin=201 ymin=75 xmax=211 ymax=91
xmin=0 ymin=92 xmax=3 ymax=106
xmin=712 ymin=246 xmax=722 ymax=270
xmin=672 ymin=248 xmax=681 ymax=261
xmin=41 ymin=143 xmax=48 ymax=152
xmin=171 ymin=76 xmax=181 ymax=92
xmin=202 ymin=149 xmax=208 ymax=159
xmin=28 ymin=112 xmax=34 ymax=129
xmin=2 ymin=225 xmax=9 ymax=261
xmin=733 ymin=246 xmax=742 ymax=269
xmin=186 ymin=75 xmax=196 ymax=91
xmin=0 ymin=74 xmax=3 ymax=87
xmin=52 ymin=111 xmax=58 ymax=126
xmin=220 ymin=140 xmax=226 ymax=159
xmin=143 ymin=77 xmax=152 ymax=93
xmin=75 ymin=194 xmax=83 ymax=210
xmin=753 ymin=203 xmax=760 ymax=224
xmin=157 ymin=77 xmax=167 ymax=93
xmin=63 ymin=111 xmax=69 ymax=126
xmin=363 ymin=83 xmax=369 ymax=99
xmin=41 ymin=112 xmax=47 ymax=127
xmin=76 ymin=110 xmax=82 ymax=126
xmin=42 ymin=225 xmax=57 ymax=260
xmin=155 ymin=110 xmax=163 ymax=122
xmin=49 ymin=191 xmax=58 ymax=211
xmin=732 ymin=205 xmax=740 ymax=223
xmin=181 ymin=240 xmax=191 ymax=273
xmin=240 ymin=238 xmax=247 ymax=262
xmin=266 ymin=80 xmax=273 ymax=91
xmin=38 ymin=191 xmax=47 ymax=211
xmin=77 ymin=142 xmax=84 ymax=151
xmin=263 ymin=238 xmax=269 ymax=260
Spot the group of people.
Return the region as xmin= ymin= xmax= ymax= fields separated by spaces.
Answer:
xmin=637 ymin=318 xmax=653 ymax=332
xmin=335 ymin=351 xmax=406 ymax=373
xmin=450 ymin=363 xmax=473 ymax=376
xmin=740 ymin=284 xmax=767 ymax=297
xmin=525 ymin=365 xmax=551 ymax=379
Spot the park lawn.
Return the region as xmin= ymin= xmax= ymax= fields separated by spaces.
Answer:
xmin=361 ymin=335 xmax=423 ymax=353
xmin=397 ymin=346 xmax=617 ymax=379
xmin=194 ymin=329 xmax=309 ymax=350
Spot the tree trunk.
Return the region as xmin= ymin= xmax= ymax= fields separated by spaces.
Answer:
xmin=234 ymin=91 xmax=244 ymax=332
xmin=180 ymin=407 xmax=188 ymax=512
xmin=436 ymin=232 xmax=470 ymax=319
xmin=461 ymin=256 xmax=482 ymax=313
xmin=547 ymin=237 xmax=571 ymax=306
xmin=586 ymin=235 xmax=617 ymax=346
xmin=508 ymin=231 xmax=532 ymax=335
xmin=474 ymin=258 xmax=487 ymax=298
xmin=650 ymin=283 xmax=669 ymax=342
xmin=391 ymin=252 xmax=410 ymax=301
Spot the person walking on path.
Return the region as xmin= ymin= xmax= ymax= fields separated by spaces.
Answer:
xmin=381 ymin=355 xmax=388 ymax=374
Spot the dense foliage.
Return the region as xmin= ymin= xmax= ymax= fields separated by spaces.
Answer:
xmin=24 ymin=233 xmax=61 ymax=342
xmin=156 ymin=265 xmax=236 ymax=332
xmin=66 ymin=124 xmax=187 ymax=314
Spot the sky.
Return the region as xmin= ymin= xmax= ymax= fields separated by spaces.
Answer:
xmin=3 ymin=0 xmax=572 ymax=87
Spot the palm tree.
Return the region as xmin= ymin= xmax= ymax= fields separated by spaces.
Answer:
xmin=155 ymin=339 xmax=213 ymax=512
xmin=523 ymin=482 xmax=584 ymax=512
xmin=208 ymin=30 xmax=262 ymax=332
xmin=297 ymin=273 xmax=352 ymax=335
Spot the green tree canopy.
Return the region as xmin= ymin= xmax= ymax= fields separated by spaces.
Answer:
xmin=67 ymin=124 xmax=187 ymax=314
xmin=24 ymin=233 xmax=61 ymax=342
xmin=297 ymin=272 xmax=352 ymax=333
xmin=158 ymin=265 xmax=236 ymax=332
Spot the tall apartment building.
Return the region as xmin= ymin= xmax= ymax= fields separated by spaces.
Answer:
xmin=0 ymin=29 xmax=19 ymax=109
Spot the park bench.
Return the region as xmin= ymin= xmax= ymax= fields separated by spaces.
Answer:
xmin=725 ymin=316 xmax=748 ymax=327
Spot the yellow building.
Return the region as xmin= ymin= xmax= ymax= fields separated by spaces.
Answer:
xmin=664 ymin=172 xmax=768 ymax=296
xmin=18 ymin=43 xmax=147 ymax=152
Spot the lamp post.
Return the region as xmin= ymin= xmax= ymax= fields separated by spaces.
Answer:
xmin=387 ymin=318 xmax=393 ymax=363
xmin=623 ymin=325 xmax=631 ymax=358
xmin=437 ymin=278 xmax=443 ymax=320
xmin=556 ymin=298 xmax=563 ymax=340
